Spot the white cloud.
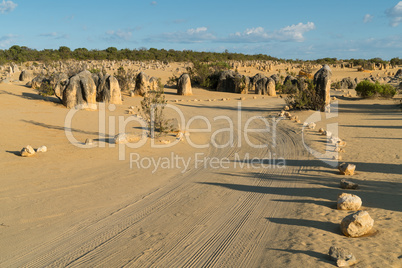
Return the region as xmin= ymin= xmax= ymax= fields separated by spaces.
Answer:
xmin=186 ymin=27 xmax=208 ymax=34
xmin=150 ymin=1 xmax=157 ymax=6
xmin=105 ymin=29 xmax=133 ymax=41
xmin=0 ymin=0 xmax=17 ymax=14
xmin=363 ymin=14 xmax=373 ymax=23
xmin=39 ymin=32 xmax=69 ymax=39
xmin=0 ymin=34 xmax=17 ymax=48
xmin=146 ymin=27 xmax=216 ymax=43
xmin=225 ymin=22 xmax=315 ymax=43
xmin=273 ymin=22 xmax=316 ymax=42
xmin=386 ymin=1 xmax=402 ymax=27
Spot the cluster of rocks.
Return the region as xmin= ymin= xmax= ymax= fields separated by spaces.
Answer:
xmin=20 ymin=145 xmax=47 ymax=157
xmin=214 ymin=70 xmax=278 ymax=96
xmin=130 ymin=72 xmax=159 ymax=97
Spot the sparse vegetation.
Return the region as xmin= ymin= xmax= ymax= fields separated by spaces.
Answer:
xmin=285 ymin=79 xmax=325 ymax=110
xmin=114 ymin=66 xmax=136 ymax=91
xmin=138 ymin=88 xmax=174 ymax=138
xmin=355 ymin=80 xmax=396 ymax=99
xmin=36 ymin=80 xmax=54 ymax=96
xmin=186 ymin=61 xmax=231 ymax=88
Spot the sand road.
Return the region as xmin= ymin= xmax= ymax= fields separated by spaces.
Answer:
xmin=1 ymin=84 xmax=316 ymax=267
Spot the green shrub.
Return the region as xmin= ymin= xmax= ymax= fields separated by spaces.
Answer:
xmin=114 ymin=66 xmax=136 ymax=91
xmin=355 ymin=80 xmax=396 ymax=99
xmin=187 ymin=61 xmax=230 ymax=88
xmin=36 ymin=80 xmax=54 ymax=96
xmin=277 ymin=80 xmax=299 ymax=94
xmin=138 ymin=88 xmax=173 ymax=138
xmin=166 ymin=74 xmax=179 ymax=86
xmin=285 ymin=79 xmax=324 ymax=110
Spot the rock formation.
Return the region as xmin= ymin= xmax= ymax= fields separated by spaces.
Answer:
xmin=63 ymin=70 xmax=97 ymax=109
xmin=177 ymin=73 xmax=192 ymax=95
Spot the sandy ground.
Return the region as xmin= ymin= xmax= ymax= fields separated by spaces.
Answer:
xmin=0 ymin=67 xmax=401 ymax=267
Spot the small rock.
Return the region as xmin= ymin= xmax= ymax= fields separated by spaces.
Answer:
xmin=323 ymin=130 xmax=332 ymax=137
xmin=253 ymin=96 xmax=257 ymax=99
xmin=240 ymin=97 xmax=246 ymax=101
xmin=284 ymin=105 xmax=290 ymax=111
xmin=21 ymin=145 xmax=36 ymax=157
xmin=284 ymin=112 xmax=291 ymax=118
xmin=85 ymin=138 xmax=94 ymax=145
xmin=340 ymin=179 xmax=359 ymax=189
xmin=307 ymin=122 xmax=316 ymax=129
xmin=159 ymin=139 xmax=171 ymax=144
xmin=333 ymin=155 xmax=342 ymax=160
xmin=338 ymin=140 xmax=347 ymax=147
xmin=114 ymin=133 xmax=129 ymax=144
xmin=278 ymin=110 xmax=285 ymax=117
xmin=338 ymin=163 xmax=356 ymax=175
xmin=340 ymin=210 xmax=374 ymax=237
xmin=36 ymin=145 xmax=47 ymax=153
xmin=337 ymin=193 xmax=362 ymax=210
xmin=319 ymin=128 xmax=325 ymax=133
xmin=328 ymin=246 xmax=358 ymax=267
xmin=296 ymin=120 xmax=301 ymax=123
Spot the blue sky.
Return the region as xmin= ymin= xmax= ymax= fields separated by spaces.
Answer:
xmin=0 ymin=0 xmax=401 ymax=60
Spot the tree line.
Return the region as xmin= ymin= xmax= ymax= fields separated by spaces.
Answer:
xmin=0 ymin=45 xmax=401 ymax=66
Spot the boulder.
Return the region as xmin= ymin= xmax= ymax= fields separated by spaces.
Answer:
xmin=96 ymin=74 xmax=122 ymax=104
xmin=340 ymin=210 xmax=374 ymax=237
xmin=255 ymin=76 xmax=268 ymax=95
xmin=19 ymin=70 xmax=32 ymax=81
xmin=242 ymin=75 xmax=250 ymax=94
xmin=133 ymin=72 xmax=149 ymax=96
xmin=338 ymin=163 xmax=356 ymax=175
xmin=284 ymin=75 xmax=298 ymax=86
xmin=233 ymin=74 xmax=248 ymax=94
xmin=21 ymin=145 xmax=36 ymax=157
xmin=267 ymin=77 xmax=276 ymax=96
xmin=148 ymin=77 xmax=159 ymax=91
xmin=328 ymin=246 xmax=358 ymax=267
xmin=51 ymin=72 xmax=69 ymax=100
xmin=337 ymin=193 xmax=362 ymax=210
xmin=314 ymin=65 xmax=332 ymax=109
xmin=340 ymin=179 xmax=358 ymax=189
xmin=270 ymin=74 xmax=280 ymax=84
xmin=216 ymin=70 xmax=247 ymax=93
xmin=30 ymin=76 xmax=46 ymax=90
xmin=250 ymin=73 xmax=265 ymax=91
xmin=177 ymin=73 xmax=192 ymax=95
xmin=216 ymin=70 xmax=234 ymax=92
xmin=339 ymin=77 xmax=356 ymax=89
xmin=62 ymin=70 xmax=97 ymax=109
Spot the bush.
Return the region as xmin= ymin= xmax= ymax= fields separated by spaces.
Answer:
xmin=114 ymin=66 xmax=136 ymax=91
xmin=36 ymin=80 xmax=54 ymax=96
xmin=138 ymin=88 xmax=173 ymax=138
xmin=277 ymin=80 xmax=299 ymax=94
xmin=285 ymin=79 xmax=324 ymax=110
xmin=166 ymin=74 xmax=179 ymax=87
xmin=187 ymin=61 xmax=231 ymax=88
xmin=355 ymin=80 xmax=396 ymax=99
